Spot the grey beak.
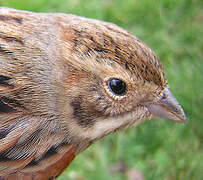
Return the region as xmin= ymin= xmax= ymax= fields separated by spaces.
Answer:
xmin=147 ymin=88 xmax=187 ymax=123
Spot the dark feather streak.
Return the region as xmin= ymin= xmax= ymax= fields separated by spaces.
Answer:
xmin=0 ymin=35 xmax=24 ymax=45
xmin=26 ymin=146 xmax=58 ymax=167
xmin=0 ymin=15 xmax=22 ymax=24
xmin=1 ymin=97 xmax=25 ymax=110
xmin=70 ymin=96 xmax=96 ymax=127
xmin=0 ymin=45 xmax=13 ymax=56
xmin=0 ymin=127 xmax=11 ymax=139
xmin=0 ymin=99 xmax=16 ymax=113
xmin=0 ymin=75 xmax=12 ymax=87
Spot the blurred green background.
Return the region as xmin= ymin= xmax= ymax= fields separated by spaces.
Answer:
xmin=0 ymin=0 xmax=202 ymax=179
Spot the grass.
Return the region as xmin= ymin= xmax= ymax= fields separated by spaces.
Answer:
xmin=0 ymin=0 xmax=202 ymax=179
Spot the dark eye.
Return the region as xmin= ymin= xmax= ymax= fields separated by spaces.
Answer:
xmin=107 ymin=78 xmax=127 ymax=96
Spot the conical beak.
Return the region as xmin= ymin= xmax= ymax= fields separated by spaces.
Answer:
xmin=147 ymin=88 xmax=187 ymax=123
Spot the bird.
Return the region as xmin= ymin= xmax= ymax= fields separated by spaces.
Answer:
xmin=0 ymin=7 xmax=187 ymax=180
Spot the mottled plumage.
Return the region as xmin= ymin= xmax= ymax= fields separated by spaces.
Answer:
xmin=0 ymin=8 xmax=186 ymax=180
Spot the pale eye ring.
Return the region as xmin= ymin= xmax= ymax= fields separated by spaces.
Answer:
xmin=107 ymin=78 xmax=127 ymax=96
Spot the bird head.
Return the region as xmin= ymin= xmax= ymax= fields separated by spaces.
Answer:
xmin=60 ymin=16 xmax=187 ymax=144
xmin=0 ymin=9 xmax=187 ymax=179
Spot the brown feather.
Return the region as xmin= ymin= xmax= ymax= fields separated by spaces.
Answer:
xmin=0 ymin=7 xmax=186 ymax=180
xmin=1 ymin=145 xmax=75 ymax=180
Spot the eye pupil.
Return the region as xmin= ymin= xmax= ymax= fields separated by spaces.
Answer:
xmin=108 ymin=78 xmax=127 ymax=96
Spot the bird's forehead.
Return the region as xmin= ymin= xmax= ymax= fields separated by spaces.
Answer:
xmin=62 ymin=19 xmax=166 ymax=87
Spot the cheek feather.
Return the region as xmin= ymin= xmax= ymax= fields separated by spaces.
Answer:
xmin=70 ymin=96 xmax=96 ymax=127
xmin=67 ymin=105 xmax=151 ymax=142
xmin=69 ymin=93 xmax=106 ymax=128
